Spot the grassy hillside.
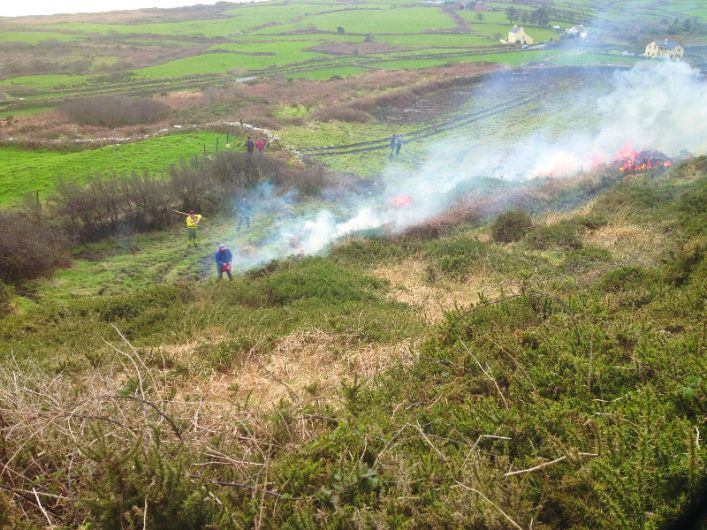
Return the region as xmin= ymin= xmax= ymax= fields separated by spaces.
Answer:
xmin=3 ymin=0 xmax=703 ymax=118
xmin=0 ymin=131 xmax=231 ymax=204
xmin=1 ymin=157 xmax=704 ymax=528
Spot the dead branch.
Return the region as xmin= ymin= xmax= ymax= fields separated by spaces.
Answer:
xmin=460 ymin=342 xmax=509 ymax=409
xmin=454 ymin=480 xmax=525 ymax=530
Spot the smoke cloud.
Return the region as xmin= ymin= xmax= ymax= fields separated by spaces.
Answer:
xmin=225 ymin=60 xmax=706 ymax=271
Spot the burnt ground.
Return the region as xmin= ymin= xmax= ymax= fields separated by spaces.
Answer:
xmin=372 ymin=86 xmax=476 ymax=124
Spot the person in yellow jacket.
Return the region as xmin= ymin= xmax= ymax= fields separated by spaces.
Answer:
xmin=185 ymin=210 xmax=204 ymax=246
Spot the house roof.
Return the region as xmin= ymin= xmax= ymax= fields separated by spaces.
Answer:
xmin=510 ymin=25 xmax=522 ymax=34
xmin=657 ymin=39 xmax=681 ymax=49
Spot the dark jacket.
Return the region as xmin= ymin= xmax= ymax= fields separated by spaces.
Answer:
xmin=214 ymin=248 xmax=233 ymax=266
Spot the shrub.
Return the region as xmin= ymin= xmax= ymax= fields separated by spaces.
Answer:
xmin=60 ymin=96 xmax=169 ymax=127
xmin=51 ymin=152 xmax=332 ymax=242
xmin=525 ymin=219 xmax=583 ymax=250
xmin=600 ymin=266 xmax=649 ymax=292
xmin=490 ymin=209 xmax=533 ymax=243
xmin=0 ymin=210 xmax=69 ymax=283
xmin=424 ymin=238 xmax=489 ymax=280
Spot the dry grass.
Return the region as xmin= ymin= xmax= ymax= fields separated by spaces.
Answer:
xmin=585 ymin=222 xmax=667 ymax=266
xmin=373 ymin=259 xmax=518 ymax=323
xmin=197 ymin=330 xmax=416 ymax=409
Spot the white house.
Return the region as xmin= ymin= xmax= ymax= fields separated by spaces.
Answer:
xmin=644 ymin=39 xmax=684 ymax=60
xmin=506 ymin=25 xmax=534 ymax=45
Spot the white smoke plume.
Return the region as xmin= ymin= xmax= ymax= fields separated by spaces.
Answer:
xmin=227 ymin=60 xmax=706 ymax=271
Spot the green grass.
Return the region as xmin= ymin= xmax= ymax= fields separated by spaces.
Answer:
xmin=0 ymin=31 xmax=82 ymax=44
xmin=134 ymin=46 xmax=329 ymax=78
xmin=286 ymin=65 xmax=369 ymax=80
xmin=0 ymin=73 xmax=95 ymax=90
xmin=372 ymin=49 xmax=556 ymax=69
xmin=378 ymin=33 xmax=496 ymax=48
xmin=0 ymin=132 xmax=234 ymax=205
xmin=2 ymin=106 xmax=55 ymax=118
xmin=254 ymin=6 xmax=457 ymax=34
xmin=44 ymin=4 xmax=343 ymax=38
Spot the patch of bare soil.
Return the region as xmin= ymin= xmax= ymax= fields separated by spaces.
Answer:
xmin=373 ymin=259 xmax=518 ymax=323
xmin=305 ymin=41 xmax=404 ymax=56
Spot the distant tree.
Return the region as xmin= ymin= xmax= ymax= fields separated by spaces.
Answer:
xmin=476 ymin=12 xmax=484 ymax=22
xmin=531 ymin=7 xmax=550 ymax=27
xmin=506 ymin=6 xmax=518 ymax=23
xmin=520 ymin=11 xmax=529 ymax=24
xmin=364 ymin=33 xmax=375 ymax=42
xmin=494 ymin=32 xmax=501 ymax=40
xmin=682 ymin=18 xmax=691 ymax=32
xmin=336 ymin=26 xmax=345 ymax=34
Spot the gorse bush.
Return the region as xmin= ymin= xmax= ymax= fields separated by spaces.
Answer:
xmin=60 ymin=96 xmax=169 ymax=127
xmin=490 ymin=209 xmax=533 ymax=242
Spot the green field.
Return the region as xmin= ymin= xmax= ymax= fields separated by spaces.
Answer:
xmin=0 ymin=30 xmax=82 ymax=44
xmin=254 ymin=6 xmax=457 ymax=34
xmin=0 ymin=132 xmax=232 ymax=204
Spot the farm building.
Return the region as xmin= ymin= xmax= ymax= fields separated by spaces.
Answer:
xmin=565 ymin=25 xmax=588 ymax=39
xmin=506 ymin=25 xmax=534 ymax=45
xmin=644 ymin=39 xmax=684 ymax=59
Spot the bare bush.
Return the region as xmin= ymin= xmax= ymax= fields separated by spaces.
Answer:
xmin=60 ymin=96 xmax=169 ymax=127
xmin=51 ymin=152 xmax=332 ymax=242
xmin=0 ymin=210 xmax=69 ymax=283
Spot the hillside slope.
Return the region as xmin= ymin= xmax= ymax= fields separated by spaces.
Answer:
xmin=0 ymin=157 xmax=705 ymax=528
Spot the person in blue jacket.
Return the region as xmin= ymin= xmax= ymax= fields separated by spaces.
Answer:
xmin=214 ymin=244 xmax=233 ymax=281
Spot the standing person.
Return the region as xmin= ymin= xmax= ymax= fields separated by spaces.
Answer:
xmin=185 ymin=210 xmax=204 ymax=246
xmin=234 ymin=195 xmax=252 ymax=230
xmin=389 ymin=134 xmax=397 ymax=158
xmin=395 ymin=133 xmax=403 ymax=156
xmin=214 ymin=244 xmax=233 ymax=281
xmin=245 ymin=136 xmax=254 ymax=154
xmin=255 ymin=137 xmax=266 ymax=156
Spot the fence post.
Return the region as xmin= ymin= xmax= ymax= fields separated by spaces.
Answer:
xmin=36 ymin=191 xmax=40 ymax=210
xmin=204 ymin=144 xmax=207 ymax=155
xmin=216 ymin=138 xmax=220 ymax=153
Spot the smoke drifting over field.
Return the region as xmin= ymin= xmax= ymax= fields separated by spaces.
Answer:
xmin=230 ymin=61 xmax=706 ymax=270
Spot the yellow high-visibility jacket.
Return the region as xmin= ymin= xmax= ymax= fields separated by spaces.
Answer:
xmin=186 ymin=214 xmax=203 ymax=229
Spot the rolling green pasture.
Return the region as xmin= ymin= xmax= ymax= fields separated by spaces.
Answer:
xmin=378 ymin=33 xmax=495 ymax=48
xmin=0 ymin=132 xmax=231 ymax=205
xmin=0 ymin=31 xmax=81 ymax=44
xmin=0 ymin=73 xmax=94 ymax=90
xmin=254 ymin=6 xmax=457 ymax=34
xmin=134 ymin=49 xmax=324 ymax=78
xmin=43 ymin=3 xmax=345 ymax=37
